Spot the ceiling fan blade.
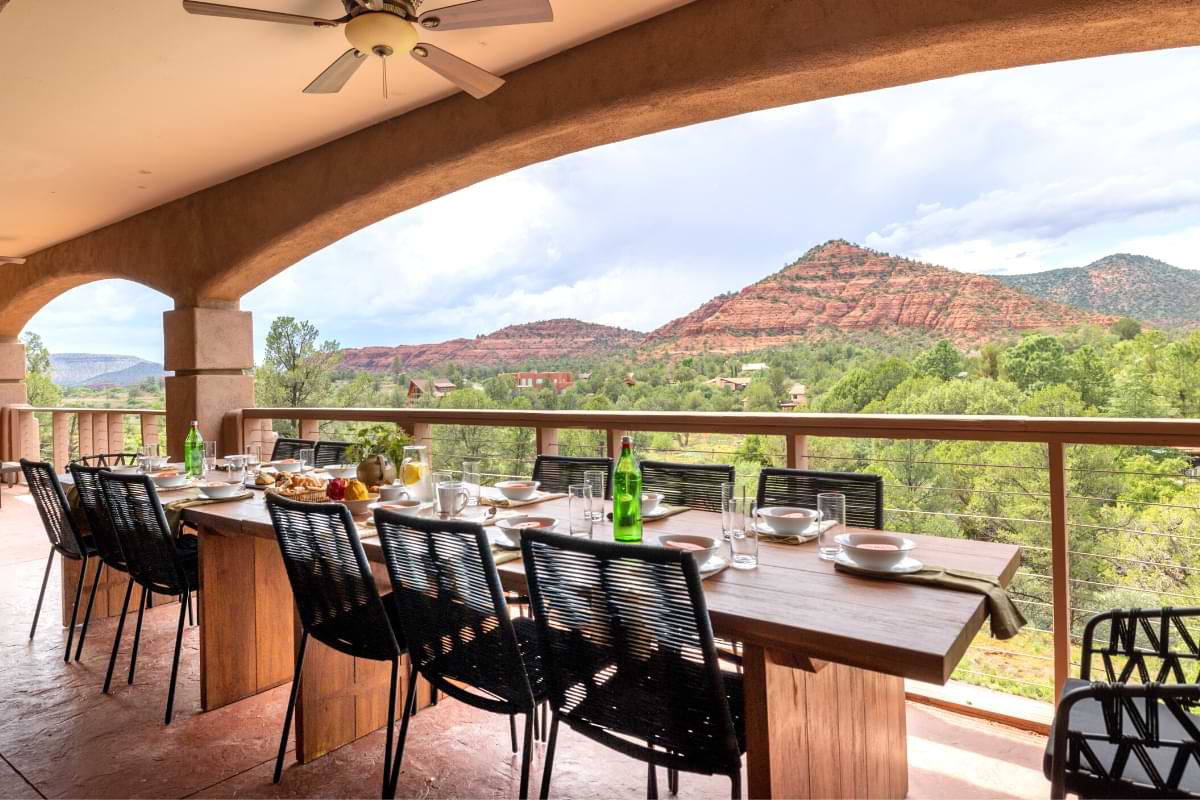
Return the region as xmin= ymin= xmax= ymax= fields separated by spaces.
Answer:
xmin=0 ymin=1 xmax=11 ymax=15
xmin=417 ymin=0 xmax=552 ymax=31
xmin=0 ymin=257 xmax=27 ymax=265
xmin=411 ymin=44 xmax=504 ymax=99
xmin=303 ymin=49 xmax=368 ymax=93
xmin=182 ymin=0 xmax=344 ymax=27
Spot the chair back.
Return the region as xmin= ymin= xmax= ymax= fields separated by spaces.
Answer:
xmin=99 ymin=471 xmax=190 ymax=595
xmin=639 ymin=460 xmax=734 ymax=513
xmin=521 ymin=530 xmax=741 ymax=775
xmin=532 ymin=455 xmax=613 ymax=499
xmin=68 ymin=464 xmax=126 ymax=569
xmin=271 ymin=437 xmax=315 ymax=462
xmin=313 ymin=440 xmax=350 ymax=468
xmin=756 ymin=468 xmax=884 ymax=529
xmin=72 ymin=453 xmax=139 ymax=468
xmin=1082 ymin=608 xmax=1200 ymax=684
xmin=20 ymin=458 xmax=87 ymax=559
xmin=374 ymin=510 xmax=534 ymax=713
xmin=265 ymin=493 xmax=401 ymax=660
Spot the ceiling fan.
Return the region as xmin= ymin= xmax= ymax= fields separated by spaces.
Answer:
xmin=0 ymin=257 xmax=26 ymax=265
xmin=182 ymin=0 xmax=553 ymax=99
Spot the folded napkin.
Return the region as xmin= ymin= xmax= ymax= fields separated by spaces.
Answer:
xmin=758 ymin=519 xmax=836 ymax=545
xmin=642 ymin=505 xmax=690 ymax=521
xmin=479 ymin=491 xmax=567 ymax=509
xmin=834 ymin=561 xmax=1026 ymax=640
xmin=492 ymin=548 xmax=522 ymax=566
xmin=164 ymin=491 xmax=253 ymax=535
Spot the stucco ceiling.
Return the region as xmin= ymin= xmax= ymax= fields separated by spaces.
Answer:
xmin=0 ymin=0 xmax=691 ymax=257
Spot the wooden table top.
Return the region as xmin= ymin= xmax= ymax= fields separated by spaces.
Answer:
xmin=185 ymin=494 xmax=1021 ymax=685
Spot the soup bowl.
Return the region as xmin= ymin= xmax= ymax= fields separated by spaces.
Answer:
xmin=655 ymin=533 xmax=721 ymax=565
xmin=834 ymin=532 xmax=915 ymax=570
xmin=640 ymin=492 xmax=665 ymax=515
xmin=199 ymin=481 xmax=243 ymax=500
xmin=325 ymin=464 xmax=359 ymax=480
xmin=757 ymin=506 xmax=819 ymax=536
xmin=496 ymin=480 xmax=540 ymax=501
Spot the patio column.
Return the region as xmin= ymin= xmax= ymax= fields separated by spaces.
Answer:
xmin=0 ymin=337 xmax=26 ymax=407
xmin=163 ymin=305 xmax=254 ymax=461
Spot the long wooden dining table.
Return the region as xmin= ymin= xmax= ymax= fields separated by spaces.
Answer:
xmin=184 ymin=492 xmax=1021 ymax=800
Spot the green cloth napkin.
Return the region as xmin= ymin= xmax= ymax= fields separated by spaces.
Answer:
xmin=834 ymin=562 xmax=1026 ymax=640
xmin=164 ymin=492 xmax=252 ymax=535
xmin=492 ymin=548 xmax=522 ymax=566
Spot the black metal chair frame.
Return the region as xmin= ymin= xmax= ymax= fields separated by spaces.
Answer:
xmin=531 ymin=455 xmax=614 ymax=499
xmin=20 ymin=458 xmax=97 ymax=663
xmin=71 ymin=453 xmax=140 ymax=468
xmin=755 ymin=467 xmax=884 ymax=529
xmin=271 ymin=437 xmax=316 ymax=462
xmin=639 ymin=460 xmax=735 ymax=513
xmin=98 ymin=471 xmax=197 ymax=724
xmin=374 ymin=509 xmax=546 ymax=798
xmin=313 ymin=439 xmax=351 ymax=468
xmin=1049 ymin=607 xmax=1200 ymax=799
xmin=521 ymin=529 xmax=745 ymax=799
xmin=265 ymin=493 xmax=406 ymax=799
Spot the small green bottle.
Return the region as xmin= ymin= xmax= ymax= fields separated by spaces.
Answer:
xmin=184 ymin=420 xmax=204 ymax=479
xmin=612 ymin=435 xmax=643 ymax=542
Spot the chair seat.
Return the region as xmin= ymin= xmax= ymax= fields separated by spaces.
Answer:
xmin=1044 ymin=678 xmax=1200 ymax=796
xmin=310 ymin=591 xmax=406 ymax=662
xmin=431 ymin=615 xmax=546 ymax=707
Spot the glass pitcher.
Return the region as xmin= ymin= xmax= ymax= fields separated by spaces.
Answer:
xmin=400 ymin=445 xmax=433 ymax=502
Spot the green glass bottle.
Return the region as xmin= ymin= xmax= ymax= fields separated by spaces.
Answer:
xmin=612 ymin=435 xmax=643 ymax=542
xmin=184 ymin=420 xmax=204 ymax=479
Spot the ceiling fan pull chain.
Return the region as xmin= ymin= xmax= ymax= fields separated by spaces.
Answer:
xmin=381 ymin=53 xmax=389 ymax=99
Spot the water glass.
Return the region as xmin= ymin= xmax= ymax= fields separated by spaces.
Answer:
xmin=720 ymin=482 xmax=736 ymax=541
xmin=729 ymin=496 xmax=759 ymax=570
xmin=817 ymin=492 xmax=846 ymax=561
xmin=204 ymin=441 xmax=218 ymax=475
xmin=298 ymin=447 xmax=315 ymax=473
xmin=246 ymin=444 xmax=263 ymax=467
xmin=568 ymin=484 xmax=594 ymax=537
xmin=462 ymin=460 xmax=481 ymax=506
xmin=583 ymin=469 xmax=606 ymax=522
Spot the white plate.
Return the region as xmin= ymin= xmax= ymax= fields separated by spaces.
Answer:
xmin=641 ymin=505 xmax=676 ymax=520
xmin=753 ymin=519 xmax=819 ymax=539
xmin=834 ymin=550 xmax=924 ymax=575
xmin=699 ymin=554 xmax=729 ymax=578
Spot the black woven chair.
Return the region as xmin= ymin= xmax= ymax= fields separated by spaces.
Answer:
xmin=521 ymin=530 xmax=745 ymax=800
xmin=271 ymin=437 xmax=315 ymax=461
xmin=1046 ymin=607 xmax=1200 ymax=798
xmin=20 ymin=458 xmax=97 ymax=662
xmin=98 ymin=471 xmax=198 ymax=723
xmin=755 ymin=468 xmax=884 ymax=529
xmin=531 ymin=455 xmax=613 ymax=499
xmin=313 ymin=440 xmax=351 ymax=468
xmin=374 ymin=509 xmax=546 ymax=798
xmin=265 ymin=493 xmax=407 ymax=799
xmin=67 ymin=464 xmax=131 ymax=666
xmin=639 ymin=460 xmax=734 ymax=513
xmin=72 ymin=453 xmax=140 ymax=468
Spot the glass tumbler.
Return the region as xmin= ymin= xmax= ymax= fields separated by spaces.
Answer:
xmin=817 ymin=492 xmax=846 ymax=561
xmin=720 ymin=482 xmax=736 ymax=541
xmin=298 ymin=447 xmax=315 ymax=473
xmin=583 ymin=469 xmax=606 ymax=522
xmin=462 ymin=460 xmax=481 ymax=506
xmin=204 ymin=441 xmax=218 ymax=476
xmin=729 ymin=496 xmax=759 ymax=570
xmin=568 ymin=484 xmax=594 ymax=537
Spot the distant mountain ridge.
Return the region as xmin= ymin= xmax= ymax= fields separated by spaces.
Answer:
xmin=997 ymin=254 xmax=1200 ymax=327
xmin=50 ymin=353 xmax=164 ymax=387
xmin=339 ymin=318 xmax=646 ymax=371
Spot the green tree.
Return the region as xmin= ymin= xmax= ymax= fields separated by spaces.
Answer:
xmin=21 ymin=331 xmax=61 ymax=407
xmin=1067 ymin=344 xmax=1113 ymax=410
xmin=744 ymin=381 xmax=778 ymax=412
xmin=817 ymin=357 xmax=912 ymax=412
xmin=914 ymin=339 xmax=964 ymax=381
xmin=1000 ymin=334 xmax=1068 ymax=391
xmin=257 ymin=317 xmax=341 ymax=410
xmin=1111 ymin=317 xmax=1142 ymax=341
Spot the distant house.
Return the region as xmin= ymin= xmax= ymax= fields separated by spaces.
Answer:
xmin=514 ymin=371 xmax=574 ymax=393
xmin=780 ymin=383 xmax=808 ymax=410
xmin=407 ymin=378 xmax=456 ymax=403
xmin=705 ymin=376 xmax=752 ymax=391
xmin=740 ymin=362 xmax=768 ymax=374
xmin=623 ymin=373 xmax=637 ymax=387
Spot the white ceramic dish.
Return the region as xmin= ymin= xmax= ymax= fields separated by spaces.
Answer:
xmin=343 ymin=494 xmax=380 ymax=516
xmin=109 ymin=464 xmax=141 ymax=475
xmin=655 ymin=533 xmax=721 ymax=566
xmin=834 ymin=532 xmax=915 ymax=570
xmin=496 ymin=480 xmax=540 ymax=501
xmin=143 ymin=456 xmax=169 ymax=470
xmin=151 ymin=472 xmax=189 ymax=489
xmin=377 ymin=483 xmax=408 ymax=501
xmin=273 ymin=459 xmax=303 ymax=474
xmin=642 ymin=505 xmax=678 ymax=521
xmin=325 ymin=464 xmax=359 ymax=480
xmin=834 ymin=550 xmax=924 ymax=576
xmin=370 ymin=499 xmax=425 ymax=513
xmin=758 ymin=506 xmax=819 ymax=536
xmin=753 ymin=519 xmax=820 ymax=541
xmin=495 ymin=515 xmax=557 ymax=544
xmin=198 ymin=481 xmax=243 ymax=500
xmin=640 ymin=492 xmax=665 ymax=515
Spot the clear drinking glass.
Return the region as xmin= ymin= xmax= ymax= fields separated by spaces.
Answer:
xmin=720 ymin=481 xmax=736 ymax=541
xmin=204 ymin=441 xmax=217 ymax=476
xmin=817 ymin=492 xmax=846 ymax=561
xmin=298 ymin=447 xmax=315 ymax=473
xmin=729 ymin=496 xmax=759 ymax=570
xmin=137 ymin=443 xmax=159 ymax=473
xmin=568 ymin=484 xmax=594 ymax=537
xmin=462 ymin=460 xmax=481 ymax=506
xmin=246 ymin=444 xmax=263 ymax=467
xmin=583 ymin=469 xmax=606 ymax=522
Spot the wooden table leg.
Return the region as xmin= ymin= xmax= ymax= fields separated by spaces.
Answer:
xmin=742 ymin=645 xmax=907 ymax=799
xmin=198 ymin=528 xmax=294 ymax=710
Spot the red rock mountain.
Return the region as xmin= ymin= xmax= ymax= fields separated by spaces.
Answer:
xmin=644 ymin=240 xmax=1113 ymax=354
xmin=339 ymin=318 xmax=645 ymax=371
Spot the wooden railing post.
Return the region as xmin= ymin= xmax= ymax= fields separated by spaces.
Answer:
xmin=606 ymin=428 xmax=624 ymax=460
xmin=787 ymin=433 xmax=809 ymax=469
xmin=78 ymin=413 xmax=94 ymax=459
xmin=1048 ymin=440 xmax=1070 ymax=703
xmin=300 ymin=418 xmax=321 ymax=442
xmin=536 ymin=427 xmax=559 ymax=456
xmin=52 ymin=412 xmax=69 ymax=468
xmin=108 ymin=413 xmax=125 ymax=455
xmin=140 ymin=413 xmax=160 ymax=454
xmin=19 ymin=410 xmax=38 ymax=463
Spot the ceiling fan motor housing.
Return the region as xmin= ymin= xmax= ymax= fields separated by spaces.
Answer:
xmin=345 ymin=11 xmax=417 ymax=56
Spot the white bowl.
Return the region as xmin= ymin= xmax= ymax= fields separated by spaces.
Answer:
xmin=325 ymin=464 xmax=359 ymax=480
xmin=343 ymin=494 xmax=380 ymax=516
xmin=198 ymin=481 xmax=243 ymax=500
xmin=377 ymin=483 xmax=408 ymax=501
xmin=144 ymin=456 xmax=169 ymax=470
xmin=835 ymin=532 xmax=915 ymax=570
xmin=640 ymin=492 xmax=665 ymax=515
xmin=274 ymin=459 xmax=303 ymax=474
xmin=496 ymin=515 xmax=557 ymax=542
xmin=151 ymin=472 xmax=189 ymax=489
xmin=109 ymin=464 xmax=141 ymax=475
xmin=655 ymin=533 xmax=721 ymax=564
xmin=758 ymin=506 xmax=819 ymax=536
xmin=373 ymin=498 xmax=423 ymax=513
xmin=496 ymin=480 xmax=540 ymax=501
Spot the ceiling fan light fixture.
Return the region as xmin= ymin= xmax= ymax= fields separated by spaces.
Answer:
xmin=345 ymin=12 xmax=417 ymax=56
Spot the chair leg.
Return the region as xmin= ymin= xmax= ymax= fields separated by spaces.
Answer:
xmin=164 ymin=593 xmax=188 ymax=724
xmin=730 ymin=769 xmax=741 ymax=799
xmin=531 ymin=704 xmax=539 ymax=742
xmin=509 ymin=714 xmax=518 ymax=753
xmin=668 ymin=767 xmax=678 ymax=796
xmin=64 ymin=558 xmax=88 ymax=662
xmin=381 ymin=656 xmax=399 ymax=799
xmin=274 ymin=632 xmax=308 ymax=784
xmin=647 ymin=760 xmax=659 ymax=800
xmin=29 ymin=547 xmax=54 ymax=640
xmin=388 ymin=663 xmax=419 ymax=793
xmin=541 ymin=701 xmax=548 ymax=741
xmin=104 ymin=579 xmax=134 ymax=694
xmin=518 ymin=712 xmax=534 ymax=800
xmin=74 ymin=563 xmax=104 ymax=661
xmin=539 ymin=712 xmax=560 ymax=800
xmin=128 ymin=585 xmax=148 ymax=685
xmin=187 ymin=591 xmax=194 ymax=627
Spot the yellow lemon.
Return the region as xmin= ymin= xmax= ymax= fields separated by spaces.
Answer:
xmin=401 ymin=463 xmax=422 ymax=485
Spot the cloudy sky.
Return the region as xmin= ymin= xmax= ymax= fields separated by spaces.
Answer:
xmin=26 ymin=45 xmax=1200 ymax=363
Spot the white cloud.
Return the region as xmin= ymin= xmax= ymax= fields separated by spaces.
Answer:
xmin=1113 ymin=225 xmax=1200 ymax=271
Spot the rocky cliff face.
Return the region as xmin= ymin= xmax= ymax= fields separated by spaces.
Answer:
xmin=338 ymin=318 xmax=645 ymax=371
xmin=644 ymin=240 xmax=1113 ymax=354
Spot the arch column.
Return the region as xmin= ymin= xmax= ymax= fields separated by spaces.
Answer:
xmin=0 ymin=338 xmax=27 ymax=408
xmin=163 ymin=306 xmax=254 ymax=461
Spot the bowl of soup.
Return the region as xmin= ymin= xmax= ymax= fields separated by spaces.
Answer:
xmin=757 ymin=506 xmax=819 ymax=536
xmin=655 ymin=534 xmax=721 ymax=566
xmin=496 ymin=480 xmax=540 ymax=501
xmin=834 ymin=532 xmax=915 ymax=570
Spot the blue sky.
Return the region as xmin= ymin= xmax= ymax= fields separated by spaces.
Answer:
xmin=26 ymin=45 xmax=1200 ymax=363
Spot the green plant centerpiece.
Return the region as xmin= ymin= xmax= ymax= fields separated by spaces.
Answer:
xmin=346 ymin=424 xmax=411 ymax=486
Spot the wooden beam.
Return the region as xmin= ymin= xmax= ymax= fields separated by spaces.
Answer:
xmin=787 ymin=433 xmax=810 ymax=469
xmin=1048 ymin=440 xmax=1070 ymax=702
xmin=535 ymin=427 xmax=559 ymax=456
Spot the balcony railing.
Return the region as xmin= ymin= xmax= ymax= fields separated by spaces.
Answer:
xmin=1 ymin=405 xmax=166 ymax=467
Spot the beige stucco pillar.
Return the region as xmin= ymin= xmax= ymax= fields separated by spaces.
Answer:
xmin=163 ymin=306 xmax=254 ymax=461
xmin=0 ymin=338 xmax=27 ymax=408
